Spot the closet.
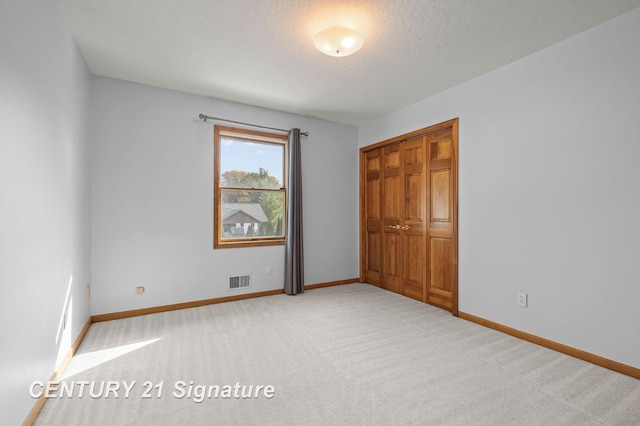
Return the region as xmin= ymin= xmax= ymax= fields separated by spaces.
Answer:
xmin=360 ymin=119 xmax=458 ymax=314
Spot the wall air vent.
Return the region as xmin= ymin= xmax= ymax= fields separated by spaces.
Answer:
xmin=229 ymin=274 xmax=251 ymax=290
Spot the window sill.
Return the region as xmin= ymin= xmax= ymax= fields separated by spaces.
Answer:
xmin=214 ymin=239 xmax=286 ymax=249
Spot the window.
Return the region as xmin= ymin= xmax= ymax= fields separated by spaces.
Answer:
xmin=214 ymin=125 xmax=287 ymax=248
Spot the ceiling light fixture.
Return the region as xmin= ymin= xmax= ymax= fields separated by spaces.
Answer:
xmin=313 ymin=26 xmax=364 ymax=57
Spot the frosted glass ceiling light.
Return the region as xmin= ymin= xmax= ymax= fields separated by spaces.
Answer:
xmin=313 ymin=26 xmax=364 ymax=57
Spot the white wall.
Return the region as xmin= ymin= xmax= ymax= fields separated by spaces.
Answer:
xmin=90 ymin=77 xmax=359 ymax=315
xmin=359 ymin=8 xmax=640 ymax=369
xmin=0 ymin=0 xmax=92 ymax=423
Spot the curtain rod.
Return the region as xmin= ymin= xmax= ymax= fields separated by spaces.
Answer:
xmin=198 ymin=114 xmax=309 ymax=137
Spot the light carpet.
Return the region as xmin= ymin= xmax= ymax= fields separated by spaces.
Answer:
xmin=35 ymin=284 xmax=640 ymax=425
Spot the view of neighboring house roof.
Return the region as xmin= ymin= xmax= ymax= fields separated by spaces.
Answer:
xmin=222 ymin=203 xmax=268 ymax=223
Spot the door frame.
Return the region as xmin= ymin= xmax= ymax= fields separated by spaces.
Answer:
xmin=359 ymin=118 xmax=459 ymax=315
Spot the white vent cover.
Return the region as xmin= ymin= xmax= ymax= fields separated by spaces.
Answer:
xmin=229 ymin=274 xmax=251 ymax=290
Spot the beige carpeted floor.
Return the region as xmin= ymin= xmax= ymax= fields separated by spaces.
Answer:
xmin=35 ymin=284 xmax=640 ymax=425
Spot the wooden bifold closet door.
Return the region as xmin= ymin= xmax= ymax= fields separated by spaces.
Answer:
xmin=361 ymin=119 xmax=458 ymax=314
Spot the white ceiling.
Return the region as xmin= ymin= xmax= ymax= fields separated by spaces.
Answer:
xmin=56 ymin=0 xmax=640 ymax=126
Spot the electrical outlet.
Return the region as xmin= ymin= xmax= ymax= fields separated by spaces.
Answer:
xmin=266 ymin=265 xmax=273 ymax=275
xmin=517 ymin=292 xmax=528 ymax=308
xmin=136 ymin=286 xmax=145 ymax=295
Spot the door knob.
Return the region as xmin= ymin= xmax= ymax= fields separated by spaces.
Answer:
xmin=387 ymin=225 xmax=400 ymax=230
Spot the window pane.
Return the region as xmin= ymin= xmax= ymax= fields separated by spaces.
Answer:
xmin=220 ymin=138 xmax=284 ymax=188
xmin=221 ymin=189 xmax=285 ymax=239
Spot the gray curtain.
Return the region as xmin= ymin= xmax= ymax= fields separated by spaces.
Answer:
xmin=284 ymin=128 xmax=304 ymax=295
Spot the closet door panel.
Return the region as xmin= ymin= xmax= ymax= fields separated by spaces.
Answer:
xmin=428 ymin=237 xmax=453 ymax=310
xmin=403 ymin=234 xmax=424 ymax=300
xmin=401 ymin=136 xmax=427 ymax=301
xmin=382 ymin=144 xmax=403 ymax=293
xmin=364 ymin=149 xmax=382 ymax=285
xmin=426 ymin=129 xmax=456 ymax=312
xmin=430 ymin=169 xmax=451 ymax=222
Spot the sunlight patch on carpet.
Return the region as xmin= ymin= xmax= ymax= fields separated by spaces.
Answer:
xmin=61 ymin=338 xmax=162 ymax=379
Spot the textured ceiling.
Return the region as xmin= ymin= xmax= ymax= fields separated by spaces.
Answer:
xmin=56 ymin=0 xmax=640 ymax=125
